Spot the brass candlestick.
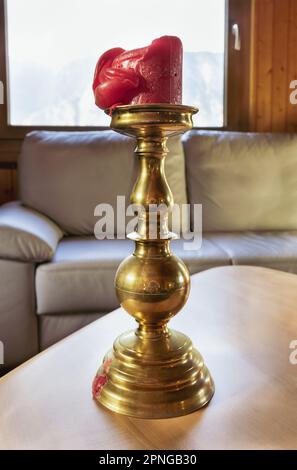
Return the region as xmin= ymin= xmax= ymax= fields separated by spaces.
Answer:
xmin=92 ymin=104 xmax=214 ymax=418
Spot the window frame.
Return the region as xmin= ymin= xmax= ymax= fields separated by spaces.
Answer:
xmin=0 ymin=0 xmax=252 ymax=147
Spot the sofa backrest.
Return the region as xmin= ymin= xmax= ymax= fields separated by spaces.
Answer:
xmin=183 ymin=130 xmax=297 ymax=232
xmin=19 ymin=130 xmax=188 ymax=236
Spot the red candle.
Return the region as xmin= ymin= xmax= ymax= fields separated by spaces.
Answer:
xmin=93 ymin=36 xmax=183 ymax=111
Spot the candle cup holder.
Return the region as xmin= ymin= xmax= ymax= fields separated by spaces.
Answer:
xmin=92 ymin=104 xmax=214 ymax=419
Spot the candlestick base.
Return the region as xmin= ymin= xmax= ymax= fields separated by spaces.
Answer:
xmin=94 ymin=328 xmax=214 ymax=419
xmin=92 ymin=104 xmax=215 ymax=419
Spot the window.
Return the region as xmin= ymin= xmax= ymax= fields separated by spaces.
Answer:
xmin=5 ymin=0 xmax=226 ymax=128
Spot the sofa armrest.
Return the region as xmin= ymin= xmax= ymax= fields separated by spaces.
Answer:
xmin=0 ymin=201 xmax=63 ymax=262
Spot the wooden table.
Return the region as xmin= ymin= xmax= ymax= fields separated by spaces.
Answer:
xmin=0 ymin=266 xmax=297 ymax=450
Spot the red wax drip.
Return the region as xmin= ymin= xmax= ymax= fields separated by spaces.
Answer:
xmin=93 ymin=36 xmax=183 ymax=111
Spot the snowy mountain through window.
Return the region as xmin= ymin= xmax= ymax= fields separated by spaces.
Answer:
xmin=6 ymin=0 xmax=225 ymax=127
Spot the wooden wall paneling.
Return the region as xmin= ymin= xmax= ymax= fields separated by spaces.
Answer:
xmin=0 ymin=140 xmax=19 ymax=203
xmin=250 ymin=0 xmax=297 ymax=132
xmin=0 ymin=139 xmax=22 ymax=164
xmin=227 ymin=0 xmax=253 ymax=131
xmin=271 ymin=0 xmax=289 ymax=131
xmin=254 ymin=0 xmax=274 ymax=132
xmin=0 ymin=168 xmax=14 ymax=204
xmin=11 ymin=167 xmax=17 ymax=199
xmin=248 ymin=0 xmax=256 ymax=130
xmin=287 ymin=0 xmax=297 ymax=132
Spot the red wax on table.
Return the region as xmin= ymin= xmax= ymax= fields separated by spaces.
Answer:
xmin=93 ymin=36 xmax=183 ymax=111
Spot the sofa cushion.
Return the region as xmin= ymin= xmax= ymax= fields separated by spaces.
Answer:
xmin=207 ymin=231 xmax=297 ymax=273
xmin=19 ymin=130 xmax=188 ymax=236
xmin=35 ymin=236 xmax=230 ymax=314
xmin=0 ymin=201 xmax=63 ymax=262
xmin=0 ymin=259 xmax=38 ymax=368
xmin=183 ymin=131 xmax=297 ymax=232
xmin=39 ymin=312 xmax=105 ymax=350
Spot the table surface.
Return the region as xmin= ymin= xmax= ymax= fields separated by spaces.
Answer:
xmin=1 ymin=265 xmax=297 ymax=450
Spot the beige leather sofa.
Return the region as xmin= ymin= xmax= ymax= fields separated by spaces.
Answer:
xmin=1 ymin=130 xmax=297 ymax=368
